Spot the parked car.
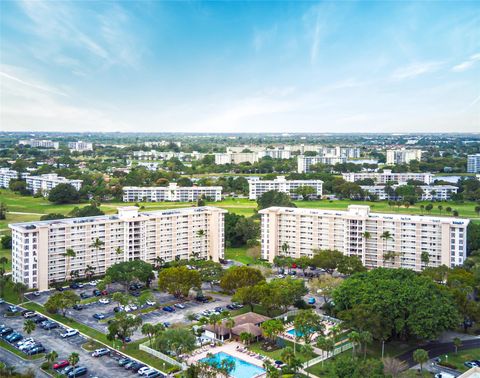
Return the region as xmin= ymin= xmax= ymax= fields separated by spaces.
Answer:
xmin=465 ymin=361 xmax=480 ymax=368
xmin=0 ymin=327 xmax=13 ymax=336
xmin=162 ymin=322 xmax=171 ymax=328
xmin=129 ymin=304 xmax=138 ymax=311
xmin=131 ymin=291 xmax=141 ymax=297
xmin=61 ymin=329 xmax=79 ymax=338
xmin=162 ymin=306 xmax=175 ymax=312
xmin=93 ymin=289 xmax=101 ymax=296
xmin=114 ymin=306 xmax=124 ymax=312
xmin=91 ymin=348 xmax=110 ymax=357
xmin=308 ymin=298 xmax=316 ymax=305
xmin=6 ymin=332 xmax=22 ymax=343
xmin=100 ymin=290 xmax=108 ymax=296
xmin=80 ymin=292 xmax=90 ymax=299
xmin=8 ymin=305 xmax=18 ymax=313
xmin=118 ymin=358 xmax=132 ymax=366
xmin=19 ymin=341 xmax=37 ymax=351
xmin=44 ymin=321 xmax=59 ymax=330
xmin=17 ymin=337 xmax=34 ymax=347
xmin=26 ymin=345 xmax=45 ymax=355
xmin=93 ymin=313 xmax=105 ymax=320
xmin=98 ymin=298 xmax=110 ymax=304
xmin=129 ymin=362 xmax=145 ymax=372
xmin=144 ymin=370 xmax=162 ymax=378
xmin=23 ymin=311 xmax=36 ymax=318
xmin=174 ymin=303 xmax=185 ymax=309
xmin=70 ymin=282 xmax=81 ymax=289
xmin=53 ymin=360 xmax=70 ymax=370
xmin=0 ymin=298 xmax=5 ymax=304
xmin=73 ymin=304 xmax=84 ymax=311
xmin=138 ymin=367 xmax=152 ymax=375
xmin=34 ymin=316 xmax=47 ymax=323
xmin=68 ymin=366 xmax=87 ymax=377
xmin=61 ymin=366 xmax=75 ymax=375
xmin=56 ymin=286 xmax=65 ymax=291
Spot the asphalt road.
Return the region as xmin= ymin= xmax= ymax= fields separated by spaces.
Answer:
xmin=398 ymin=338 xmax=480 ymax=367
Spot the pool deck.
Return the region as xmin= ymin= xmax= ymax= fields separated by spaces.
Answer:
xmin=187 ymin=341 xmax=267 ymax=377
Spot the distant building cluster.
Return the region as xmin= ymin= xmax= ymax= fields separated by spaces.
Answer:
xmin=386 ymin=148 xmax=422 ymax=165
xmin=18 ymin=139 xmax=59 ymax=149
xmin=342 ymin=170 xmax=433 ymax=184
xmin=122 ymin=183 xmax=222 ymax=202
xmin=360 ymin=184 xmax=458 ymax=201
xmin=467 ymin=154 xmax=480 ymax=173
xmin=297 ymin=155 xmax=347 ymax=173
xmin=0 ymin=168 xmax=29 ymax=188
xmin=248 ymin=176 xmax=323 ymax=200
xmin=68 ymin=141 xmax=93 ymax=152
xmin=26 ymin=174 xmax=83 ymax=196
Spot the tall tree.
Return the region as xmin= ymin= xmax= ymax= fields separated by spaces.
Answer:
xmin=62 ymin=248 xmax=76 ymax=282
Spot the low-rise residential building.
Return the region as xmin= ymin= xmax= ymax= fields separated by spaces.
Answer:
xmin=360 ymin=184 xmax=458 ymax=201
xmin=68 ymin=141 xmax=93 ymax=152
xmin=297 ymin=155 xmax=347 ymax=173
xmin=386 ymin=148 xmax=422 ymax=165
xmin=260 ymin=205 xmax=469 ymax=272
xmin=10 ymin=206 xmax=226 ymax=290
xmin=467 ymin=154 xmax=480 ymax=173
xmin=123 ymin=183 xmax=222 ymax=202
xmin=0 ymin=168 xmax=29 ymax=188
xmin=26 ymin=174 xmax=83 ymax=196
xmin=248 ymin=176 xmax=323 ymax=200
xmin=18 ymin=139 xmax=59 ymax=149
xmin=342 ymin=170 xmax=433 ymax=184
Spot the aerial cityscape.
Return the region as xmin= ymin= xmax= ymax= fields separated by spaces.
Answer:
xmin=0 ymin=1 xmax=479 ymax=378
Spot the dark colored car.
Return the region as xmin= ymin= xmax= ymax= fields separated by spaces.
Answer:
xmin=80 ymin=292 xmax=90 ymax=299
xmin=162 ymin=306 xmax=175 ymax=312
xmin=129 ymin=363 xmax=146 ymax=372
xmin=131 ymin=291 xmax=141 ymax=297
xmin=73 ymin=304 xmax=84 ymax=311
xmin=26 ymin=345 xmax=45 ymax=355
xmin=68 ymin=366 xmax=87 ymax=377
xmin=0 ymin=327 xmax=13 ymax=336
xmin=53 ymin=360 xmax=69 ymax=370
xmin=34 ymin=316 xmax=47 ymax=324
xmin=70 ymin=282 xmax=80 ymax=289
xmin=93 ymin=289 xmax=101 ymax=296
xmin=113 ymin=306 xmax=123 ymax=312
xmin=5 ymin=332 xmax=22 ymax=343
xmin=43 ymin=321 xmax=59 ymax=330
xmin=196 ymin=297 xmax=209 ymax=303
xmin=118 ymin=358 xmax=132 ymax=366
xmin=56 ymin=286 xmax=65 ymax=291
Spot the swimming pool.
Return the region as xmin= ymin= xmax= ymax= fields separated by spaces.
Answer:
xmin=286 ymin=328 xmax=312 ymax=337
xmin=200 ymin=351 xmax=265 ymax=378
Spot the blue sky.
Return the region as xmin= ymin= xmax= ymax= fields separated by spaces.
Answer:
xmin=1 ymin=1 xmax=479 ymax=133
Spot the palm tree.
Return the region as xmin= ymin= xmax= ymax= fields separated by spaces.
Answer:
xmin=421 ymin=251 xmax=430 ymax=268
xmin=68 ymin=352 xmax=80 ymax=369
xmin=438 ymin=205 xmax=443 ymax=215
xmin=208 ymin=314 xmax=223 ymax=340
xmin=280 ymin=347 xmax=295 ymax=366
xmin=360 ymin=331 xmax=372 ymax=359
xmin=84 ymin=264 xmax=96 ymax=280
xmin=316 ymin=336 xmax=335 ymax=363
xmin=281 ymin=242 xmax=290 ymax=256
xmin=239 ymin=332 xmax=253 ymax=345
xmin=23 ymin=319 xmax=36 ymax=335
xmin=62 ymin=248 xmax=76 ymax=282
xmin=45 ymin=350 xmax=58 ymax=367
xmin=225 ymin=316 xmax=235 ymax=340
xmin=380 ymin=231 xmax=394 ymax=267
xmin=453 ymin=337 xmax=462 ymax=354
xmin=413 ymin=349 xmax=428 ymax=372
xmin=153 ymin=256 xmax=164 ymax=270
xmin=115 ymin=246 xmax=123 ymax=262
xmin=348 ymin=330 xmax=361 ymax=356
xmin=90 ymin=238 xmax=104 ymax=273
xmin=70 ymin=269 xmax=79 ymax=281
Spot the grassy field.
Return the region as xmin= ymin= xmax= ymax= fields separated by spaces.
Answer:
xmin=437 ymin=347 xmax=480 ymax=372
xmin=225 ymin=246 xmax=255 ymax=265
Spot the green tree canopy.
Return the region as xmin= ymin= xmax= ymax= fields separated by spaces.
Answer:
xmin=157 ymin=266 xmax=201 ymax=298
xmin=257 ymin=190 xmax=296 ymax=210
xmin=219 ymin=266 xmax=265 ymax=293
xmin=105 ymin=260 xmax=154 ymax=291
xmin=47 ymin=183 xmax=80 ymax=204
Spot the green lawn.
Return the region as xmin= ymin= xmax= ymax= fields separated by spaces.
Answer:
xmin=225 ymin=246 xmax=254 ymax=265
xmin=0 ymin=247 xmax=12 ymax=271
xmin=437 ymin=347 xmax=480 ymax=372
xmin=248 ymin=339 xmax=317 ymax=364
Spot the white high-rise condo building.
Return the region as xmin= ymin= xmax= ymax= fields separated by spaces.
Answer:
xmin=10 ymin=206 xmax=226 ymax=290
xmin=68 ymin=141 xmax=93 ymax=152
xmin=467 ymin=154 xmax=480 ymax=173
xmin=318 ymin=146 xmax=361 ymax=159
xmin=361 ymin=185 xmax=458 ymax=201
xmin=386 ymin=148 xmax=422 ymax=165
xmin=260 ymin=205 xmax=468 ymax=272
xmin=0 ymin=168 xmax=29 ymax=188
xmin=214 ymin=152 xmax=260 ymax=165
xmin=342 ymin=170 xmax=433 ymax=184
xmin=258 ymin=149 xmax=291 ymax=160
xmin=18 ymin=139 xmax=59 ymax=149
xmin=123 ymin=183 xmax=222 ymax=202
xmin=26 ymin=174 xmax=83 ymax=196
xmin=248 ymin=176 xmax=323 ymax=200
xmin=297 ymin=155 xmax=347 ymax=173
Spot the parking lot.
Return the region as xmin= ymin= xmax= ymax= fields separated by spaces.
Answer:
xmin=0 ymin=301 xmax=160 ymax=378
xmin=25 ymin=282 xmax=233 ymax=341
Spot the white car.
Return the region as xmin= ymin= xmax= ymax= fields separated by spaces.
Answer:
xmin=129 ymin=304 xmax=138 ymax=311
xmin=146 ymin=300 xmax=156 ymax=306
xmin=174 ymin=303 xmax=185 ymax=309
xmin=32 ymin=291 xmax=40 ymax=297
xmin=138 ymin=367 xmax=153 ymax=376
xmin=17 ymin=337 xmax=34 ymax=347
xmin=19 ymin=341 xmax=36 ymax=351
xmin=61 ymin=329 xmax=79 ymax=338
xmin=99 ymin=298 xmax=110 ymax=304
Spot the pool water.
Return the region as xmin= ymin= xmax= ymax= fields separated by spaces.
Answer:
xmin=287 ymin=328 xmax=312 ymax=337
xmin=200 ymin=351 xmax=265 ymax=378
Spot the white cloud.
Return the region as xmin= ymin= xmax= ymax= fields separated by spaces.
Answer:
xmin=391 ymin=61 xmax=444 ymax=80
xmin=452 ymin=53 xmax=480 ymax=72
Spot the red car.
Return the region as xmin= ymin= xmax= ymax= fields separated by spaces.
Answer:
xmin=101 ymin=290 xmax=108 ymax=296
xmin=291 ymin=263 xmax=297 ymax=268
xmin=53 ymin=360 xmax=69 ymax=370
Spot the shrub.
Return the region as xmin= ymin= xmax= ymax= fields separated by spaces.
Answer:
xmin=438 ymin=361 xmax=457 ymax=369
xmin=40 ymin=362 xmax=50 ymax=370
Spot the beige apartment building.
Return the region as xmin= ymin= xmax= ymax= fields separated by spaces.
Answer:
xmin=260 ymin=205 xmax=468 ymax=272
xmin=10 ymin=206 xmax=226 ymax=290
